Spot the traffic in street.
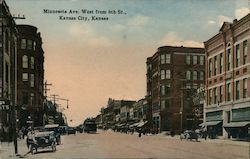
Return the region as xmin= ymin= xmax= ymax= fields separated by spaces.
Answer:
xmin=1 ymin=129 xmax=249 ymax=159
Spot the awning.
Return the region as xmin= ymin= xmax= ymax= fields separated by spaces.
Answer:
xmin=129 ymin=122 xmax=140 ymax=128
xmin=137 ymin=121 xmax=148 ymax=127
xmin=44 ymin=124 xmax=59 ymax=128
xmin=223 ymin=121 xmax=250 ymax=128
xmin=117 ymin=123 xmax=125 ymax=127
xmin=200 ymin=121 xmax=222 ymax=126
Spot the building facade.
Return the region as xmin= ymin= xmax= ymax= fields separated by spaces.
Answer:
xmin=0 ymin=0 xmax=18 ymax=141
xmin=16 ymin=25 xmax=44 ymax=128
xmin=204 ymin=14 xmax=250 ymax=139
xmin=146 ymin=46 xmax=205 ymax=133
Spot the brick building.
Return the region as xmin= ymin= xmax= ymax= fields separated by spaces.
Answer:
xmin=16 ymin=25 xmax=44 ymax=128
xmin=0 ymin=0 xmax=18 ymax=141
xmin=146 ymin=46 xmax=205 ymax=133
xmin=204 ymin=14 xmax=250 ymax=139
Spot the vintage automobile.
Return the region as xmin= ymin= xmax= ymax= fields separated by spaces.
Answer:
xmin=27 ymin=131 xmax=56 ymax=154
xmin=67 ymin=127 xmax=76 ymax=135
xmin=180 ymin=130 xmax=198 ymax=141
xmin=44 ymin=124 xmax=61 ymax=145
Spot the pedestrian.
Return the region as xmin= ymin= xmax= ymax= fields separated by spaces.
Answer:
xmin=203 ymin=131 xmax=207 ymax=140
xmin=138 ymin=128 xmax=142 ymax=138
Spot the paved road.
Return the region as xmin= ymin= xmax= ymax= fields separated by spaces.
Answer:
xmin=1 ymin=130 xmax=249 ymax=159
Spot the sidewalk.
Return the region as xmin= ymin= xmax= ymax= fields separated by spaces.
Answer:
xmin=154 ymin=131 xmax=250 ymax=147
xmin=0 ymin=139 xmax=29 ymax=159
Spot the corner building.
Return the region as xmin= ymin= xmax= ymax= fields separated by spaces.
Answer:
xmin=204 ymin=14 xmax=250 ymax=139
xmin=17 ymin=25 xmax=44 ymax=128
xmin=0 ymin=0 xmax=18 ymax=141
xmin=146 ymin=46 xmax=205 ymax=133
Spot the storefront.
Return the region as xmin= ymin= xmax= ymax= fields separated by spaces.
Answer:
xmin=224 ymin=107 xmax=250 ymax=139
xmin=205 ymin=111 xmax=223 ymax=138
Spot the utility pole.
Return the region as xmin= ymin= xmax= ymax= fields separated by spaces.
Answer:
xmin=43 ymin=81 xmax=52 ymax=125
xmin=44 ymin=80 xmax=52 ymax=99
xmin=50 ymin=94 xmax=59 ymax=110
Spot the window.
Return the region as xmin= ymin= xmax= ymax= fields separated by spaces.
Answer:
xmin=147 ymin=64 xmax=152 ymax=72
xmin=214 ymin=87 xmax=217 ymax=104
xmin=186 ymin=55 xmax=191 ymax=64
xmin=199 ymin=56 xmax=204 ymax=65
xmin=193 ymin=71 xmax=197 ymax=80
xmin=243 ymin=79 xmax=247 ymax=98
xmin=166 ymin=83 xmax=171 ymax=94
xmin=30 ymin=74 xmax=34 ymax=87
xmin=186 ymin=70 xmax=191 ymax=80
xmin=193 ymin=56 xmax=197 ymax=65
xmin=5 ymin=31 xmax=9 ymax=54
xmin=161 ymin=100 xmax=165 ymax=109
xmin=21 ymin=39 xmax=26 ymax=49
xmin=236 ymin=44 xmax=240 ymax=67
xmin=22 ymin=73 xmax=28 ymax=82
xmin=166 ymin=70 xmax=171 ymax=79
xmin=200 ymin=71 xmax=204 ymax=80
xmin=30 ymin=93 xmax=35 ymax=106
xmin=161 ymin=70 xmax=165 ymax=79
xmin=209 ymin=89 xmax=212 ymax=105
xmin=236 ymin=81 xmax=240 ymax=100
xmin=22 ymin=55 xmax=28 ymax=68
xmin=220 ymin=53 xmax=223 ymax=73
xmin=219 ymin=86 xmax=223 ymax=103
xmin=214 ymin=56 xmax=217 ymax=75
xmin=227 ymin=83 xmax=231 ymax=101
xmin=33 ymin=41 xmax=36 ymax=51
xmin=227 ymin=48 xmax=231 ymax=71
xmin=209 ymin=58 xmax=212 ymax=77
xmin=193 ymin=83 xmax=198 ymax=89
xmin=243 ymin=40 xmax=247 ymax=65
xmin=166 ymin=54 xmax=171 ymax=64
xmin=165 ymin=99 xmax=171 ymax=108
xmin=161 ymin=84 xmax=171 ymax=95
xmin=161 ymin=85 xmax=165 ymax=95
xmin=22 ymin=92 xmax=28 ymax=105
xmin=186 ymin=83 xmax=191 ymax=89
xmin=27 ymin=40 xmax=32 ymax=50
xmin=161 ymin=99 xmax=171 ymax=109
xmin=160 ymin=54 xmax=165 ymax=64
xmin=30 ymin=57 xmax=35 ymax=69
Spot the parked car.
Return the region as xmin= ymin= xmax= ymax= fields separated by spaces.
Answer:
xmin=27 ymin=131 xmax=56 ymax=154
xmin=76 ymin=124 xmax=84 ymax=133
xmin=44 ymin=124 xmax=61 ymax=145
xmin=180 ymin=130 xmax=198 ymax=141
xmin=67 ymin=127 xmax=76 ymax=135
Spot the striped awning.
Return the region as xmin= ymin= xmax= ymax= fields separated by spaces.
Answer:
xmin=199 ymin=121 xmax=222 ymax=126
xmin=223 ymin=121 xmax=250 ymax=128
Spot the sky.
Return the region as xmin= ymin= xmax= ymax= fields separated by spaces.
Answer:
xmin=5 ymin=0 xmax=249 ymax=126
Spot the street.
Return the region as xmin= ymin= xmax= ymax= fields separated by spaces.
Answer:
xmin=0 ymin=130 xmax=249 ymax=159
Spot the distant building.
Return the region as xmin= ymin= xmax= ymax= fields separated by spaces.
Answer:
xmin=101 ymin=98 xmax=135 ymax=129
xmin=204 ymin=14 xmax=250 ymax=139
xmin=16 ymin=25 xmax=44 ymax=128
xmin=0 ymin=0 xmax=18 ymax=141
xmin=146 ymin=46 xmax=205 ymax=133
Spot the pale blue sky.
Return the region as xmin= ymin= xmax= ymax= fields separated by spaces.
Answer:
xmin=6 ymin=0 xmax=249 ymax=125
